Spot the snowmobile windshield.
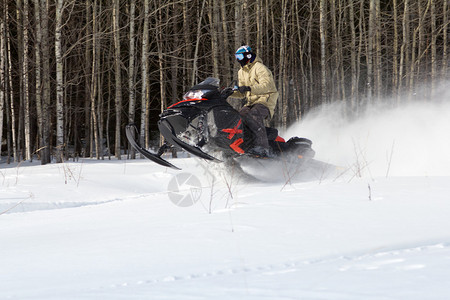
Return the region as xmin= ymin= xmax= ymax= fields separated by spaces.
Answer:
xmin=183 ymin=89 xmax=209 ymax=100
xmin=182 ymin=78 xmax=221 ymax=100
xmin=197 ymin=77 xmax=220 ymax=87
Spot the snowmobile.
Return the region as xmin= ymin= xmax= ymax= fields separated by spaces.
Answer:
xmin=125 ymin=78 xmax=316 ymax=172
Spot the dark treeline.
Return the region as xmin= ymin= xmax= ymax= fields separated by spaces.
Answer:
xmin=0 ymin=0 xmax=448 ymax=164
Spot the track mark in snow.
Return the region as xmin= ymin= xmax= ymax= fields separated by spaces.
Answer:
xmin=88 ymin=242 xmax=450 ymax=295
xmin=0 ymin=193 xmax=161 ymax=214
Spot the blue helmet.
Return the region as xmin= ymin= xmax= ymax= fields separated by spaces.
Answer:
xmin=235 ymin=45 xmax=253 ymax=66
xmin=235 ymin=45 xmax=252 ymax=54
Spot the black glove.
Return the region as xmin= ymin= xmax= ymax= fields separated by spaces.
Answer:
xmin=238 ymin=86 xmax=251 ymax=94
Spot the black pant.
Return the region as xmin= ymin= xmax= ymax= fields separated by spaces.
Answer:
xmin=239 ymin=104 xmax=270 ymax=148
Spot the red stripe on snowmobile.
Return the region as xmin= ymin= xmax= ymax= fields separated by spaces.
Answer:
xmin=221 ymin=119 xmax=243 ymax=139
xmin=167 ymin=98 xmax=207 ymax=109
xmin=275 ymin=136 xmax=286 ymax=142
xmin=230 ymin=138 xmax=244 ymax=154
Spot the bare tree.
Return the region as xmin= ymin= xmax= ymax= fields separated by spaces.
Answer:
xmin=442 ymin=0 xmax=448 ymax=78
xmin=208 ymin=0 xmax=219 ymax=78
xmin=319 ymin=0 xmax=327 ymax=104
xmin=392 ymin=0 xmax=399 ymax=99
xmin=430 ymin=0 xmax=437 ymax=97
xmin=367 ymin=0 xmax=375 ymax=102
xmin=55 ymin=0 xmax=64 ymax=162
xmin=0 ymin=7 xmax=5 ymax=157
xmin=40 ymin=0 xmax=52 ymax=164
xmin=89 ymin=0 xmax=100 ymax=159
xmin=220 ymin=0 xmax=232 ymax=83
xmin=6 ymin=1 xmax=18 ymax=162
xmin=113 ymin=0 xmax=122 ymax=159
xmin=349 ymin=0 xmax=358 ymax=112
xmin=399 ymin=0 xmax=410 ymax=100
xmin=279 ymin=0 xmax=288 ymax=128
xmin=128 ymin=0 xmax=136 ymax=158
xmin=140 ymin=0 xmax=149 ymax=148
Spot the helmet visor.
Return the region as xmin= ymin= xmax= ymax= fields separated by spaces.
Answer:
xmin=235 ymin=53 xmax=244 ymax=61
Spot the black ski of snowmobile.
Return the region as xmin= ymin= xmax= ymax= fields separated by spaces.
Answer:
xmin=158 ymin=118 xmax=221 ymax=162
xmin=126 ymin=78 xmax=316 ymax=170
xmin=125 ymin=124 xmax=180 ymax=170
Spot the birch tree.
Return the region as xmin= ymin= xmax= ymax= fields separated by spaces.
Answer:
xmin=89 ymin=0 xmax=100 ymax=159
xmin=33 ymin=0 xmax=44 ymax=159
xmin=392 ymin=0 xmax=399 ymax=99
xmin=367 ymin=0 xmax=375 ymax=102
xmin=319 ymin=0 xmax=327 ymax=104
xmin=6 ymin=2 xmax=18 ymax=162
xmin=430 ymin=0 xmax=437 ymax=97
xmin=349 ymin=0 xmax=358 ymax=111
xmin=442 ymin=0 xmax=448 ymax=78
xmin=55 ymin=0 xmax=64 ymax=162
xmin=128 ymin=0 xmax=136 ymax=158
xmin=22 ymin=0 xmax=32 ymax=160
xmin=140 ymin=0 xmax=149 ymax=148
xmin=113 ymin=0 xmax=122 ymax=158
xmin=0 ymin=9 xmax=5 ymax=157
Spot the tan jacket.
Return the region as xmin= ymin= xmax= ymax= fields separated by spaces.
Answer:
xmin=232 ymin=56 xmax=279 ymax=118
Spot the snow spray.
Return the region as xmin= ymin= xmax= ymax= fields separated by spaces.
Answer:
xmin=284 ymin=82 xmax=450 ymax=177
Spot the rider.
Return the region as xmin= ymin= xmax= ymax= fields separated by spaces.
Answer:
xmin=232 ymin=45 xmax=279 ymax=157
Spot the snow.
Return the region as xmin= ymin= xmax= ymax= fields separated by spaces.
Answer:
xmin=2 ymin=90 xmax=450 ymax=299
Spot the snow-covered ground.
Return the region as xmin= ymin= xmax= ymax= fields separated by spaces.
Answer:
xmin=1 ymin=94 xmax=450 ymax=299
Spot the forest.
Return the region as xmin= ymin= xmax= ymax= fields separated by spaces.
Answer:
xmin=0 ymin=0 xmax=448 ymax=164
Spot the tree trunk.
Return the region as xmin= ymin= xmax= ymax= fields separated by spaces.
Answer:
xmin=208 ymin=0 xmax=219 ymax=78
xmin=220 ymin=0 xmax=232 ymax=83
xmin=192 ymin=0 xmax=207 ymax=86
xmin=409 ymin=0 xmax=431 ymax=100
xmin=256 ymin=0 xmax=262 ymax=53
xmin=330 ymin=0 xmax=339 ymax=100
xmin=40 ymin=0 xmax=51 ymax=164
xmin=399 ymin=0 xmax=410 ymax=100
xmin=243 ymin=1 xmax=250 ymax=44
xmin=430 ymin=0 xmax=436 ymax=97
xmin=182 ymin=0 xmax=192 ymax=91
xmin=55 ymin=0 xmax=64 ymax=162
xmin=279 ymin=0 xmax=288 ymax=129
xmin=234 ymin=0 xmax=243 ymax=78
xmin=90 ymin=0 xmax=100 ymax=159
xmin=157 ymin=0 xmax=166 ymax=147
xmin=308 ymin=0 xmax=313 ymax=109
xmin=349 ymin=0 xmax=357 ymax=113
xmin=367 ymin=0 xmax=375 ymax=102
xmin=140 ymin=0 xmax=149 ymax=148
xmin=7 ymin=13 xmax=18 ymax=162
xmin=0 ymin=8 xmax=5 ymax=159
xmin=16 ymin=0 xmax=24 ymax=161
xmin=128 ymin=0 xmax=136 ymax=159
xmin=375 ymin=0 xmax=381 ymax=98
xmin=21 ymin=0 xmax=31 ymax=160
xmin=319 ymin=0 xmax=327 ymax=104
xmin=392 ymin=0 xmax=399 ymax=100
xmin=443 ymin=0 xmax=448 ymax=78
xmin=113 ymin=0 xmax=122 ymax=159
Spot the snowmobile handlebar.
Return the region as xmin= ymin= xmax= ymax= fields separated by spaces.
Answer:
xmin=220 ymin=80 xmax=240 ymax=100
